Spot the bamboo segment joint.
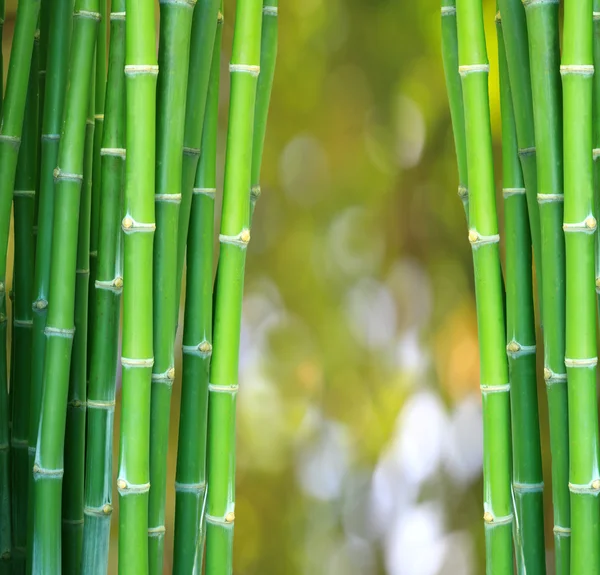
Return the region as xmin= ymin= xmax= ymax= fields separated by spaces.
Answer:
xmin=458 ymin=64 xmax=489 ymax=76
xmin=155 ymin=193 xmax=182 ymax=203
xmin=116 ymin=479 xmax=151 ymax=495
xmin=42 ymin=133 xmax=60 ymax=141
xmin=565 ymin=357 xmax=598 ymax=368
xmin=54 ymin=167 xmax=83 ymax=182
xmin=62 ymin=518 xmax=84 ymax=526
xmin=13 ymin=190 xmax=35 ymax=198
xmin=230 ymin=64 xmax=261 ymax=76
xmin=193 ymin=187 xmax=216 ymax=197
xmin=159 ymin=0 xmax=195 ymax=7
xmin=87 ymin=399 xmax=116 ymax=410
xmin=110 ymin=11 xmax=126 ymax=20
xmin=10 ymin=437 xmax=27 ymax=448
xmin=480 ymin=383 xmax=510 ymax=394
xmin=174 ymin=481 xmax=206 ymax=493
xmin=457 ymin=185 xmax=468 ymax=199
xmin=95 ymin=277 xmax=123 ymax=291
xmin=537 ymin=193 xmax=564 ymax=203
xmin=596 ymin=277 xmax=600 ymax=293
xmin=568 ymin=480 xmax=600 ymax=494
xmin=0 ymin=134 xmax=21 ymax=148
xmin=518 ymin=146 xmax=536 ymax=157
xmin=13 ymin=319 xmax=33 ymax=327
xmin=512 ymin=482 xmax=544 ymax=493
xmin=206 ymin=512 xmax=235 ymax=525
xmin=563 ymin=216 xmax=597 ymax=233
xmin=33 ymin=464 xmax=64 ymax=479
xmin=594 ymin=148 xmax=600 ymax=161
xmin=544 ymin=367 xmax=567 ymax=385
xmin=263 ymin=6 xmax=278 ymax=15
xmin=468 ymin=229 xmax=500 ymax=247
xmin=100 ymin=147 xmax=126 ymax=158
xmin=124 ymin=65 xmax=159 ymax=76
xmin=208 ymin=383 xmax=239 ymax=393
xmin=503 ymin=188 xmax=525 ymax=197
xmin=217 ymin=11 xmax=224 ymax=22
xmin=554 ymin=525 xmax=571 ymax=536
xmin=560 ymin=65 xmax=594 ymax=76
xmin=183 ymin=146 xmax=200 ymax=157
xmin=250 ymin=185 xmax=261 ymax=200
xmin=506 ymin=342 xmax=536 ymax=357
xmin=594 ymin=11 xmax=600 ymax=20
xmin=122 ymin=216 xmax=156 ymax=233
xmin=45 ymin=326 xmax=76 ymax=338
xmin=482 ymin=512 xmax=513 ymax=526
xmin=68 ymin=399 xmax=85 ymax=409
xmin=33 ymin=298 xmax=48 ymax=310
xmin=74 ymin=10 xmax=101 ymax=20
xmin=121 ymin=356 xmax=154 ymax=368
xmin=220 ymin=229 xmax=251 ymax=247
xmin=151 ymin=368 xmax=176 ymax=385
xmin=148 ymin=526 xmax=166 ymax=537
xmin=182 ymin=341 xmax=212 ymax=357
xmin=84 ymin=504 xmax=113 ymax=517
xmin=523 ymin=0 xmax=559 ymax=6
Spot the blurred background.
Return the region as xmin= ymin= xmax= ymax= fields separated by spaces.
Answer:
xmin=2 ymin=0 xmax=554 ymax=573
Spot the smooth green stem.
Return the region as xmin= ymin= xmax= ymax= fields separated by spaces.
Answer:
xmin=524 ymin=0 xmax=570 ymax=570
xmin=174 ymin=0 xmax=221 ymax=324
xmin=249 ymin=0 xmax=278 ymax=223
xmin=593 ymin=0 xmax=600 ymax=317
xmin=205 ymin=1 xmax=262 ymax=573
xmin=441 ymin=0 xmax=468 ymax=221
xmin=32 ymin=0 xmax=99 ymax=569
xmin=498 ymin=11 xmax=545 ymax=574
xmin=562 ymin=1 xmax=600 ymax=573
xmin=148 ymin=0 xmax=195 ymax=571
xmin=117 ymin=0 xmax=157 ymax=570
xmin=455 ymin=0 xmax=514 ymax=572
xmin=173 ymin=10 xmax=222 ymax=573
xmin=81 ymin=2 xmax=125 ymax=574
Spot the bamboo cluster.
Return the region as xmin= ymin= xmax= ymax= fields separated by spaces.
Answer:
xmin=442 ymin=0 xmax=600 ymax=572
xmin=0 ymin=0 xmax=278 ymax=571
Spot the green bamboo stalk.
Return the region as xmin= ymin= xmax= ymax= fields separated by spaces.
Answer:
xmin=31 ymin=0 xmax=99 ymax=568
xmin=80 ymin=2 xmax=125 ymax=573
xmin=249 ymin=0 xmax=277 ymax=222
xmin=0 ymin=0 xmax=4 ymax=119
xmin=561 ymin=1 xmax=600 ymax=572
xmin=173 ymin=10 xmax=222 ymax=573
xmin=87 ymin=0 xmax=107 ymax=360
xmin=523 ymin=0 xmax=570 ymax=570
xmin=497 ymin=10 xmax=545 ymax=574
xmin=174 ymin=0 xmax=221 ymax=321
xmin=593 ymin=0 xmax=600 ymax=316
xmin=495 ymin=0 xmax=543 ymax=308
xmin=455 ymin=0 xmax=514 ymax=572
xmin=116 ymin=0 xmax=157 ymax=570
xmin=61 ymin=76 xmax=95 ymax=575
xmin=26 ymin=0 xmax=74 ymax=568
xmin=0 ymin=326 xmax=8 ymax=574
xmin=205 ymin=1 xmax=262 ymax=572
xmin=10 ymin=32 xmax=39 ymax=573
xmin=148 ymin=0 xmax=195 ymax=571
xmin=441 ymin=0 xmax=468 ymax=220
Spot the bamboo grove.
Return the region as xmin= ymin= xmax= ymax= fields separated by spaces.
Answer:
xmin=0 ymin=0 xmax=278 ymax=570
xmin=442 ymin=0 xmax=600 ymax=572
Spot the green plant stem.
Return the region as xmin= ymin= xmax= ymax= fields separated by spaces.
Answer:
xmin=561 ymin=1 xmax=600 ymax=572
xmin=174 ymin=0 xmax=221 ymax=322
xmin=148 ymin=0 xmax=195 ymax=571
xmin=497 ymin=11 xmax=545 ymax=574
xmin=495 ymin=0 xmax=542 ymax=310
xmin=173 ymin=10 xmax=222 ymax=573
xmin=31 ymin=0 xmax=99 ymax=569
xmin=80 ymin=3 xmax=125 ymax=574
xmin=61 ymin=75 xmax=95 ymax=575
xmin=249 ymin=0 xmax=277 ymax=222
xmin=524 ymin=0 xmax=570 ymax=571
xmin=593 ymin=0 xmax=600 ymax=317
xmin=116 ymin=0 xmax=157 ymax=570
xmin=205 ymin=1 xmax=262 ymax=572
xmin=455 ymin=0 xmax=514 ymax=572
xmin=441 ymin=0 xmax=468 ymax=220
xmin=26 ymin=0 xmax=74 ymax=569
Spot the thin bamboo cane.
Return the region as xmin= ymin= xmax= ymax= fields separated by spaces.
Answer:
xmin=495 ymin=0 xmax=543 ymax=308
xmin=87 ymin=0 xmax=107 ymax=360
xmin=148 ymin=0 xmax=195 ymax=570
xmin=0 ymin=0 xmax=4 ymax=120
xmin=249 ymin=0 xmax=277 ymax=222
xmin=523 ymin=0 xmax=570 ymax=570
xmin=441 ymin=0 xmax=468 ymax=221
xmin=455 ymin=0 xmax=514 ymax=572
xmin=174 ymin=0 xmax=221 ymax=321
xmin=10 ymin=33 xmax=39 ymax=573
xmin=497 ymin=10 xmax=546 ymax=574
xmin=0 ymin=0 xmax=5 ymax=555
xmin=26 ymin=0 xmax=74 ymax=568
xmin=81 ymin=2 xmax=125 ymax=572
xmin=116 ymin=0 xmax=157 ymax=569
xmin=205 ymin=1 xmax=262 ymax=572
xmin=31 ymin=0 xmax=99 ymax=568
xmin=61 ymin=77 xmax=95 ymax=575
xmin=561 ymin=1 xmax=600 ymax=572
xmin=173 ymin=9 xmax=222 ymax=572
xmin=593 ymin=0 xmax=600 ymax=315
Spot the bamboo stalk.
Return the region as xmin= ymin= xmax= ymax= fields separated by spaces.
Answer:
xmin=497 ymin=10 xmax=546 ymax=574
xmin=523 ymin=0 xmax=570 ymax=570
xmin=61 ymin=75 xmax=95 ymax=575
xmin=116 ymin=0 xmax=157 ymax=569
xmin=249 ymin=0 xmax=278 ymax=222
xmin=174 ymin=0 xmax=221 ymax=321
xmin=10 ymin=32 xmax=39 ymax=573
xmin=26 ymin=0 xmax=74 ymax=568
xmin=80 ymin=2 xmax=125 ymax=573
xmin=593 ymin=0 xmax=600 ymax=316
xmin=205 ymin=1 xmax=262 ymax=572
xmin=561 ymin=1 xmax=600 ymax=572
xmin=455 ymin=0 xmax=514 ymax=572
xmin=495 ymin=0 xmax=543 ymax=308
xmin=173 ymin=9 xmax=222 ymax=572
xmin=441 ymin=0 xmax=468 ymax=221
xmin=31 ymin=0 xmax=99 ymax=568
xmin=148 ymin=0 xmax=196 ymax=571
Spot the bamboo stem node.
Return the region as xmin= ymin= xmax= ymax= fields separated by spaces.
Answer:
xmin=33 ymin=298 xmax=48 ymax=310
xmin=100 ymin=146 xmax=126 ymax=158
xmin=192 ymin=187 xmax=216 ymax=197
xmin=84 ymin=504 xmax=113 ymax=517
xmin=457 ymin=185 xmax=468 ymax=199
xmin=568 ymin=480 xmax=600 ymax=494
xmin=554 ymin=525 xmax=572 ymax=536
xmin=183 ymin=146 xmax=200 ymax=157
xmin=502 ymin=187 xmax=526 ymax=197
xmin=206 ymin=512 xmax=235 ymax=525
xmin=151 ymin=367 xmax=176 ymax=384
xmin=220 ymin=229 xmax=251 ymax=247
xmin=483 ymin=511 xmax=514 ymax=526
xmin=560 ymin=64 xmax=595 ymax=76
xmin=41 ymin=133 xmax=60 ymax=141
xmin=522 ymin=0 xmax=559 ymax=6
xmin=480 ymin=383 xmax=510 ymax=394
xmin=518 ymin=146 xmax=536 ymax=157
xmin=467 ymin=229 xmax=500 ymax=247
xmin=565 ymin=357 xmax=598 ymax=368
xmin=122 ymin=215 xmax=156 ymax=233
xmin=32 ymin=464 xmax=64 ymax=479
xmin=95 ymin=277 xmax=123 ymax=291
xmin=124 ymin=64 xmax=159 ymax=76
xmin=229 ymin=64 xmax=260 ymax=76
xmin=174 ymin=481 xmax=206 ymax=493
xmin=67 ymin=399 xmax=85 ymax=409
xmin=159 ymin=0 xmax=196 ymax=7
xmin=182 ymin=341 xmax=213 ymax=357
xmin=506 ymin=341 xmax=536 ymax=357
xmin=458 ymin=64 xmax=489 ymax=76
xmin=13 ymin=319 xmax=33 ymax=327
xmin=121 ymin=356 xmax=154 ymax=368
xmin=44 ymin=325 xmax=76 ymax=338
xmin=513 ymin=482 xmax=544 ymax=493
xmin=116 ymin=479 xmax=151 ymax=495
xmin=0 ymin=134 xmax=21 ymax=147
xmin=543 ymin=367 xmax=567 ymax=385
xmin=595 ymin=277 xmax=600 ymax=292
xmin=563 ymin=216 xmax=597 ymax=233
xmin=537 ymin=193 xmax=564 ymax=203
xmin=110 ymin=11 xmax=126 ymax=20
xmin=53 ymin=167 xmax=83 ymax=182
xmin=263 ymin=6 xmax=277 ymax=16
xmin=594 ymin=11 xmax=600 ymax=20
xmin=147 ymin=526 xmax=166 ymax=537
xmin=74 ymin=9 xmax=101 ymax=20
xmin=250 ymin=185 xmax=261 ymax=200
xmin=10 ymin=438 xmax=28 ymax=449
xmin=208 ymin=383 xmax=239 ymax=393
xmin=593 ymin=148 xmax=600 ymax=160
xmin=13 ymin=189 xmax=35 ymax=197
xmin=87 ymin=399 xmax=116 ymax=410
xmin=155 ymin=193 xmax=182 ymax=203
